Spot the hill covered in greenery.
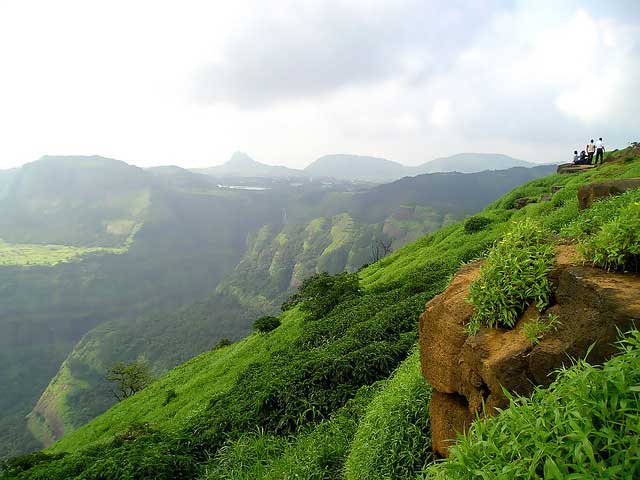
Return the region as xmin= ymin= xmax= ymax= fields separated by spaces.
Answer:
xmin=0 ymin=155 xmax=553 ymax=459
xmin=3 ymin=146 xmax=637 ymax=478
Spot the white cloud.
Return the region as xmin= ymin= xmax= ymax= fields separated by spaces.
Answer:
xmin=0 ymin=0 xmax=637 ymax=169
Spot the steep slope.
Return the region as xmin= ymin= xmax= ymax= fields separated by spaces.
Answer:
xmin=0 ymin=157 xmax=288 ymax=458
xmin=194 ymin=151 xmax=306 ymax=178
xmin=4 ymin=148 xmax=637 ymax=478
xmin=19 ymin=162 xmax=551 ymax=453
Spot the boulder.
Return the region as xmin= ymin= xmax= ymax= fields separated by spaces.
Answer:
xmin=540 ymin=193 xmax=552 ymax=202
xmin=512 ymin=197 xmax=534 ymax=209
xmin=577 ymin=178 xmax=640 ymax=210
xmin=419 ymin=246 xmax=640 ymax=457
xmin=556 ymin=163 xmax=596 ymax=174
xmin=551 ymin=185 xmax=563 ymax=193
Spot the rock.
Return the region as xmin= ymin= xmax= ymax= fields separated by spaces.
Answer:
xmin=540 ymin=193 xmax=552 ymax=202
xmin=577 ymin=178 xmax=640 ymax=210
xmin=419 ymin=262 xmax=481 ymax=393
xmin=429 ymin=392 xmax=473 ymax=458
xmin=556 ymin=163 xmax=596 ymax=174
xmin=551 ymin=185 xmax=563 ymax=193
xmin=419 ymin=246 xmax=640 ymax=457
xmin=513 ymin=197 xmax=534 ymax=209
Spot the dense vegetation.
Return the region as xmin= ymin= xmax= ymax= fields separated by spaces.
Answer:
xmin=2 ymin=147 xmax=637 ymax=476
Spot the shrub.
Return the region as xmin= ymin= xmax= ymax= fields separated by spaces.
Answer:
xmin=253 ymin=316 xmax=282 ymax=333
xmin=523 ymin=313 xmax=560 ymax=344
xmin=163 ymin=389 xmax=177 ymax=406
xmin=467 ymin=219 xmax=555 ymax=333
xmin=213 ymin=337 xmax=232 ymax=350
xmin=579 ymin=199 xmax=640 ymax=272
xmin=282 ymin=272 xmax=362 ymax=320
xmin=464 ymin=215 xmax=492 ymax=234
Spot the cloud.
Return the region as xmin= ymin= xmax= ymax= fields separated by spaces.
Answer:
xmin=194 ymin=0 xmax=510 ymax=107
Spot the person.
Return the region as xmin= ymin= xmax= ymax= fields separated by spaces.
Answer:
xmin=586 ymin=139 xmax=596 ymax=164
xmin=595 ymin=137 xmax=605 ymax=165
xmin=573 ymin=150 xmax=580 ymax=164
xmin=579 ymin=150 xmax=587 ymax=164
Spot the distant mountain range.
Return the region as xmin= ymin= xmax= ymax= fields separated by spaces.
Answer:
xmin=192 ymin=151 xmax=542 ymax=182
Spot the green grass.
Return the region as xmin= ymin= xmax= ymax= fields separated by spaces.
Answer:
xmin=0 ymin=239 xmax=128 ymax=267
xmin=344 ymin=349 xmax=432 ymax=479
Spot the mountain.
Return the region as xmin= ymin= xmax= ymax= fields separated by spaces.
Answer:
xmin=415 ymin=152 xmax=538 ymax=174
xmin=304 ymin=154 xmax=406 ymax=182
xmin=193 ymin=151 xmax=307 ymax=178
xmin=9 ymin=147 xmax=638 ymax=479
xmin=2 ymin=161 xmax=557 ymax=456
xmin=303 ymin=152 xmax=542 ymax=182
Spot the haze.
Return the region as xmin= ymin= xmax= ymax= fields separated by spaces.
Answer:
xmin=0 ymin=0 xmax=638 ymax=170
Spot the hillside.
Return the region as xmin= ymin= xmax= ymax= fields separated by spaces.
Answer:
xmin=26 ymin=164 xmax=555 ymax=452
xmin=4 ymin=146 xmax=637 ymax=478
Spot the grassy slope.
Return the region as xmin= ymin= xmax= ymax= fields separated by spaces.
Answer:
xmin=3 ymin=148 xmax=639 ymax=478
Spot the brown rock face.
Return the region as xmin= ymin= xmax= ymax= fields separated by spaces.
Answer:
xmin=577 ymin=178 xmax=640 ymax=210
xmin=419 ymin=249 xmax=640 ymax=457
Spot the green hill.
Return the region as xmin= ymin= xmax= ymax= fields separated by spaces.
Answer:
xmin=20 ymin=161 xmax=550 ymax=454
xmin=3 ymin=147 xmax=637 ymax=478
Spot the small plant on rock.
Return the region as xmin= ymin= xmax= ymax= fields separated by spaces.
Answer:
xmin=467 ymin=219 xmax=555 ymax=334
xmin=523 ymin=313 xmax=561 ymax=344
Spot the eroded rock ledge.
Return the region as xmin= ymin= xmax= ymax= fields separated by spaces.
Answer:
xmin=419 ymin=247 xmax=640 ymax=457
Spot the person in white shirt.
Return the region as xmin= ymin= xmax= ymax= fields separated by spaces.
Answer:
xmin=595 ymin=137 xmax=605 ymax=165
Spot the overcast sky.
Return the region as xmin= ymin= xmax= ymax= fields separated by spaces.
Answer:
xmin=0 ymin=0 xmax=638 ymax=169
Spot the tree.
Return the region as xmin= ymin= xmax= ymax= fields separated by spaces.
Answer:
xmin=370 ymin=238 xmax=393 ymax=263
xmin=106 ymin=358 xmax=154 ymax=401
xmin=253 ymin=316 xmax=281 ymax=333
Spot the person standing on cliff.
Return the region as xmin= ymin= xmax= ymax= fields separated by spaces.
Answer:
xmin=586 ymin=139 xmax=596 ymax=164
xmin=595 ymin=137 xmax=605 ymax=165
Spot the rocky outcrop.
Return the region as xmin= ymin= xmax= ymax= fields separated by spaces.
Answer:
xmin=577 ymin=178 xmax=640 ymax=210
xmin=556 ymin=163 xmax=596 ymax=174
xmin=419 ymin=247 xmax=640 ymax=457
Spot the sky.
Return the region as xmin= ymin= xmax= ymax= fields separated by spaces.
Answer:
xmin=0 ymin=0 xmax=638 ymax=170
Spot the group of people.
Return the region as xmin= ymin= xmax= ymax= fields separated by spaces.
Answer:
xmin=573 ymin=138 xmax=605 ymax=165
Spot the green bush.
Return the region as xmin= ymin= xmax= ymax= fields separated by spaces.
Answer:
xmin=579 ymin=199 xmax=640 ymax=272
xmin=422 ymin=330 xmax=640 ymax=479
xmin=282 ymin=272 xmax=362 ymax=320
xmin=464 ymin=215 xmax=492 ymax=234
xmin=467 ymin=219 xmax=555 ymax=333
xmin=253 ymin=316 xmax=281 ymax=333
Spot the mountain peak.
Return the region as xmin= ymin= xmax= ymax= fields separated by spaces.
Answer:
xmin=226 ymin=151 xmax=258 ymax=167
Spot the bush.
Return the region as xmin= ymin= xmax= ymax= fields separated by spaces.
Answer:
xmin=467 ymin=219 xmax=555 ymax=333
xmin=213 ymin=337 xmax=232 ymax=350
xmin=579 ymin=199 xmax=640 ymax=272
xmin=253 ymin=316 xmax=281 ymax=333
xmin=464 ymin=215 xmax=492 ymax=234
xmin=282 ymin=272 xmax=362 ymax=320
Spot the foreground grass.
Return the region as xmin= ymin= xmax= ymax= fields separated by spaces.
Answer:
xmin=423 ymin=329 xmax=640 ymax=479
